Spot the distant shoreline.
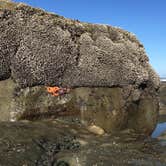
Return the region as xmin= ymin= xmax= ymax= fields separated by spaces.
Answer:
xmin=161 ymin=78 xmax=166 ymax=82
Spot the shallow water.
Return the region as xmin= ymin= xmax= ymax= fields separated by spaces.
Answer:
xmin=152 ymin=122 xmax=166 ymax=138
xmin=152 ymin=114 xmax=166 ymax=138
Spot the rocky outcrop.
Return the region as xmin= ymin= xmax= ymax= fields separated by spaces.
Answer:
xmin=0 ymin=1 xmax=159 ymax=89
xmin=0 ymin=1 xmax=160 ymax=135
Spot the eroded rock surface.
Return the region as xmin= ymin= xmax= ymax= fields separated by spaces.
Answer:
xmin=0 ymin=79 xmax=159 ymax=135
xmin=0 ymin=1 xmax=160 ymax=135
xmin=0 ymin=1 xmax=159 ymax=89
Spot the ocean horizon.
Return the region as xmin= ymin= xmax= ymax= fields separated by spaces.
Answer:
xmin=161 ymin=78 xmax=166 ymax=82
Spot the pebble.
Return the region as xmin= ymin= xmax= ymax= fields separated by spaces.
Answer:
xmin=87 ymin=125 xmax=105 ymax=135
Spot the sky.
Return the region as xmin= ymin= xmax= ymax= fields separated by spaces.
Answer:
xmin=13 ymin=0 xmax=166 ymax=77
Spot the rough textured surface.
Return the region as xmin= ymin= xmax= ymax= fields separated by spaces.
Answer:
xmin=0 ymin=1 xmax=160 ymax=135
xmin=0 ymin=1 xmax=160 ymax=89
xmin=0 ymin=120 xmax=166 ymax=166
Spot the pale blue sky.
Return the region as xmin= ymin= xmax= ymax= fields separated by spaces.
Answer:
xmin=14 ymin=0 xmax=166 ymax=77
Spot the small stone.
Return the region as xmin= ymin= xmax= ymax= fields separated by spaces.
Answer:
xmin=87 ymin=125 xmax=105 ymax=135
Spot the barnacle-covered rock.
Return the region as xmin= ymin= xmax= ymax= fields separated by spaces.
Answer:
xmin=0 ymin=1 xmax=160 ymax=135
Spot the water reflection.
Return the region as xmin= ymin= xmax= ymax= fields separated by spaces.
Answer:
xmin=152 ymin=114 xmax=166 ymax=138
xmin=152 ymin=122 xmax=166 ymax=138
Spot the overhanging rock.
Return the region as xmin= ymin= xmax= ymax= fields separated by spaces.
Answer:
xmin=0 ymin=1 xmax=160 ymax=135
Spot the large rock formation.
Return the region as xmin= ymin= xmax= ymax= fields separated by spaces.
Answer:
xmin=0 ymin=1 xmax=159 ymax=88
xmin=0 ymin=1 xmax=160 ymax=135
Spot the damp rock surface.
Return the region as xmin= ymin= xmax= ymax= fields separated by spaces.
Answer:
xmin=160 ymin=82 xmax=166 ymax=115
xmin=0 ymin=120 xmax=166 ymax=166
xmin=0 ymin=79 xmax=156 ymax=135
